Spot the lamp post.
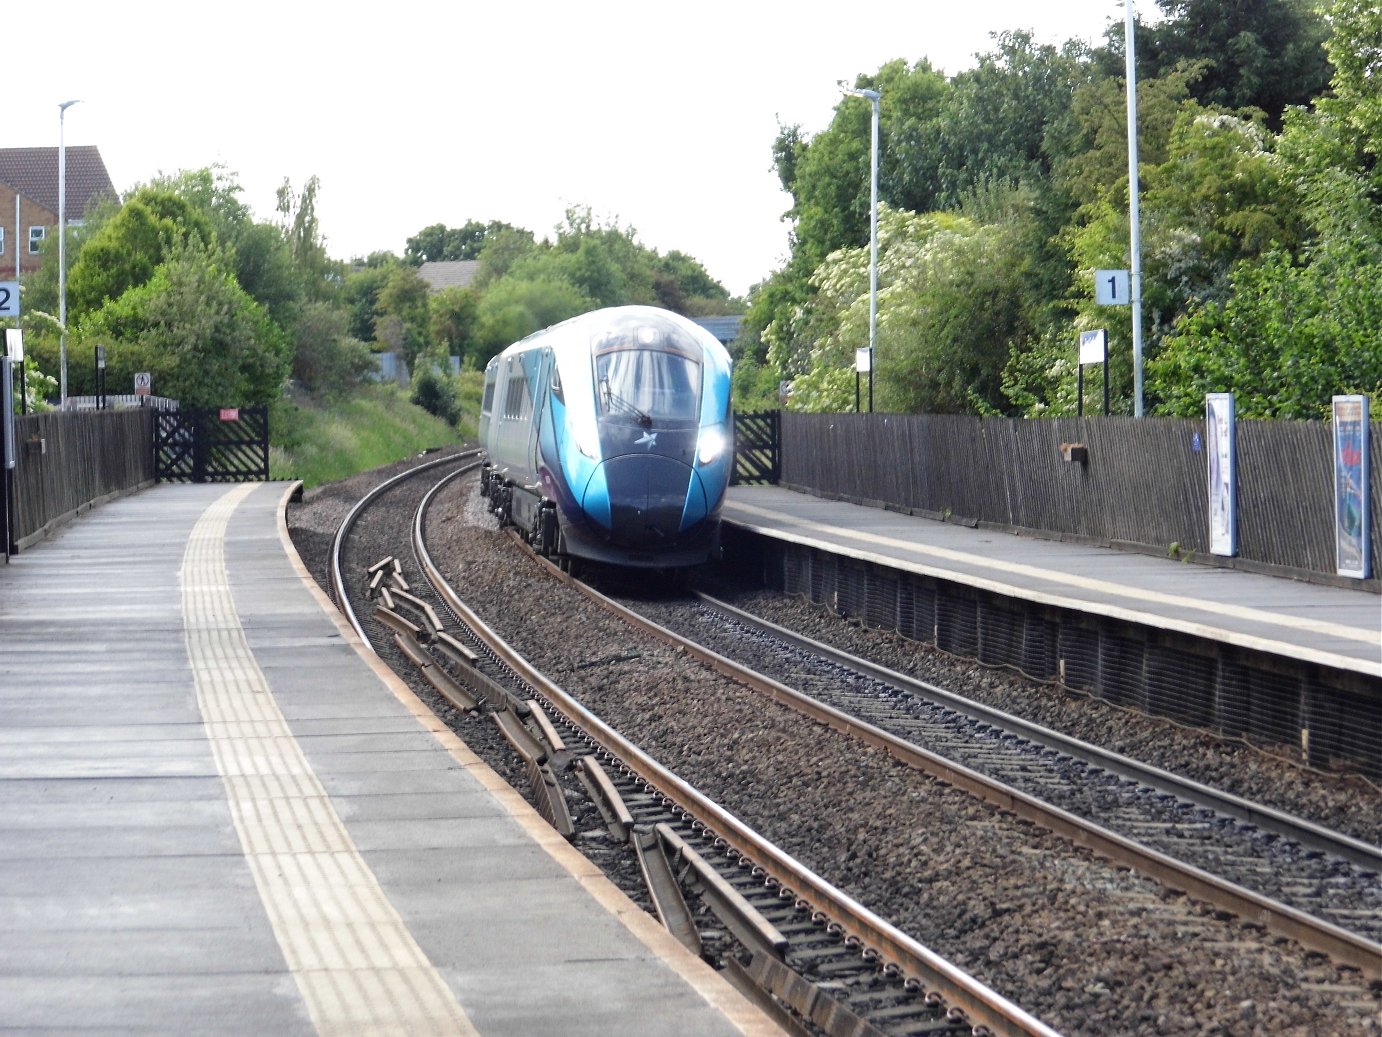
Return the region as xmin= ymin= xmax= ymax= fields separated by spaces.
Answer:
xmin=58 ymin=99 xmax=80 ymax=409
xmin=1123 ymin=1 xmax=1144 ymax=416
xmin=842 ymin=86 xmax=880 ymax=413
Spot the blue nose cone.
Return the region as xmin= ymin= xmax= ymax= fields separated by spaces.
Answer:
xmin=598 ymin=455 xmax=696 ymax=545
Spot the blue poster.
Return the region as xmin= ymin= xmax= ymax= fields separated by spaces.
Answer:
xmin=1332 ymin=395 xmax=1370 ymax=579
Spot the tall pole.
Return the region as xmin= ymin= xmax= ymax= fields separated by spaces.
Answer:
xmin=866 ymin=89 xmax=879 ymax=414
xmin=1124 ymin=2 xmax=1144 ymax=417
xmin=58 ymin=99 xmax=79 ymax=409
xmin=842 ymin=86 xmax=880 ymax=413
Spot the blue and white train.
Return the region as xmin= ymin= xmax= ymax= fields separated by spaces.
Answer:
xmin=478 ymin=305 xmax=734 ymax=570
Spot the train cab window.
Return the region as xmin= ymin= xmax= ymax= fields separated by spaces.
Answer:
xmin=481 ymin=375 xmax=496 ymax=416
xmin=595 ymin=348 xmax=700 ymax=423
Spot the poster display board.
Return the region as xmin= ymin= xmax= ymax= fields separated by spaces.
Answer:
xmin=1332 ymin=395 xmax=1370 ymax=579
xmin=1205 ymin=393 xmax=1236 ymax=557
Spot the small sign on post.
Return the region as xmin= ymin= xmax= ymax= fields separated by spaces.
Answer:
xmin=1095 ymin=269 xmax=1130 ymax=306
xmin=0 ymin=281 xmax=19 ymax=319
xmin=219 ymin=408 xmax=240 ymax=422
xmin=1077 ymin=329 xmax=1109 ymax=417
xmin=134 ymin=372 xmax=152 ymax=396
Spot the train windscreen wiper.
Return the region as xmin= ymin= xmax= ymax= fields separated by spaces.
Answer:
xmin=600 ymin=378 xmax=653 ymax=427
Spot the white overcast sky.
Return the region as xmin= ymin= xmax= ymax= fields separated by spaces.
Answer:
xmin=18 ymin=1 xmax=1129 ymax=297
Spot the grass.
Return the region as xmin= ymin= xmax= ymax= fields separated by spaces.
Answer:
xmin=269 ymin=384 xmax=468 ymax=488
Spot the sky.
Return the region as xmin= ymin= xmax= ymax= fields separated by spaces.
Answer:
xmin=17 ymin=1 xmax=1130 ymax=298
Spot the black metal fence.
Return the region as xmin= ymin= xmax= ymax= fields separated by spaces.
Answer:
xmin=732 ymin=410 xmax=780 ymax=485
xmin=777 ymin=412 xmax=1382 ymax=588
xmin=156 ymin=407 xmax=270 ymax=483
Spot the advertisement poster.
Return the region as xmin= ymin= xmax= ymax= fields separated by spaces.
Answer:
xmin=1332 ymin=395 xmax=1370 ymax=579
xmin=1206 ymin=393 xmax=1236 ymax=557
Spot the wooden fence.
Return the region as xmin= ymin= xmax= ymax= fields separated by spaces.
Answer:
xmin=8 ymin=409 xmax=156 ymax=550
xmin=779 ymin=412 xmax=1382 ymax=588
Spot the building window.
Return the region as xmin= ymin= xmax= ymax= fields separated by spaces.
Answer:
xmin=29 ymin=226 xmax=45 ymax=254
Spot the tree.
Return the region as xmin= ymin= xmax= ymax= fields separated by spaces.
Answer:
xmin=405 ymin=220 xmax=525 ymax=263
xmin=429 ymin=286 xmax=480 ymax=364
xmin=1321 ymin=0 xmax=1382 ymax=165
xmin=76 ymin=239 xmax=289 ymax=407
xmin=1148 ymin=242 xmax=1382 ymax=418
xmin=374 ymin=265 xmax=433 ymax=368
xmin=66 ymin=188 xmax=214 ymax=319
xmin=290 ymin=301 xmax=375 ymax=397
xmin=276 ymin=175 xmax=339 ymax=301
xmin=1141 ymin=0 xmax=1332 ymax=125
xmin=472 ymin=277 xmax=590 ymax=361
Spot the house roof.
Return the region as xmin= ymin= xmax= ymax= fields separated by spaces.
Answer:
xmin=0 ymin=146 xmax=116 ymax=217
xmin=417 ymin=260 xmax=479 ymax=292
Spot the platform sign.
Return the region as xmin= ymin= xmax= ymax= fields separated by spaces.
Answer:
xmin=4 ymin=328 xmax=21 ymax=362
xmin=134 ymin=372 xmax=152 ymax=396
xmin=1206 ymin=393 xmax=1237 ymax=557
xmin=1095 ymin=270 xmax=1130 ymax=306
xmin=0 ymin=281 xmax=18 ymax=318
xmin=1332 ymin=395 xmax=1370 ymax=579
xmin=219 ymin=407 xmax=239 ymax=422
xmin=1078 ymin=329 xmax=1107 ymax=366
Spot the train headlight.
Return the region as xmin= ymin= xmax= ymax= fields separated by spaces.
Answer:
xmin=697 ymin=426 xmax=728 ymax=465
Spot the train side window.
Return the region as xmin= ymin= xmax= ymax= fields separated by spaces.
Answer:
xmin=504 ymin=372 xmax=527 ymax=419
xmin=481 ymin=374 xmax=496 ymax=416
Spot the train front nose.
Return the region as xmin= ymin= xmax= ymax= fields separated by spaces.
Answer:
xmin=596 ymin=455 xmax=703 ymax=545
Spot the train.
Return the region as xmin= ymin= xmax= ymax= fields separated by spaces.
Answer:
xmin=478 ymin=305 xmax=734 ymax=571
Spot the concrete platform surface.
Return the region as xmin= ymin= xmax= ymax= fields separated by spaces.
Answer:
xmin=724 ymin=485 xmax=1382 ymax=679
xmin=0 ymin=481 xmax=779 ymax=1037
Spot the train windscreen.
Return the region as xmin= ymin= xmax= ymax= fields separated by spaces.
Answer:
xmin=595 ymin=348 xmax=700 ymax=423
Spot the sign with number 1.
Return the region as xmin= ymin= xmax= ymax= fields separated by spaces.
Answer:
xmin=1095 ymin=270 xmax=1130 ymax=306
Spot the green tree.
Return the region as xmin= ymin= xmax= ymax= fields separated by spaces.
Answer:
xmin=1141 ymin=0 xmax=1332 ymax=125
xmin=66 ymin=188 xmax=214 ymax=319
xmin=290 ymin=300 xmax=375 ymax=397
xmin=1148 ymin=242 xmax=1382 ymax=417
xmin=374 ymin=265 xmax=433 ymax=369
xmin=76 ymin=239 xmax=289 ymax=407
xmin=405 ymin=220 xmax=525 ymax=263
xmin=276 ymin=175 xmax=340 ymax=301
xmin=429 ymin=285 xmax=480 ymax=364
xmin=472 ymin=277 xmax=590 ymax=360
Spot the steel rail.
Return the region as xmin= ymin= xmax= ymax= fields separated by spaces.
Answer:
xmin=697 ymin=591 xmax=1382 ymax=875
xmin=413 ymin=531 xmax=1062 ymax=1037
xmin=326 ymin=449 xmax=478 ymax=639
xmin=534 ymin=556 xmax=1380 ymax=981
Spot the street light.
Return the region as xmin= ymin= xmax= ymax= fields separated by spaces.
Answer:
xmin=58 ymin=99 xmax=80 ymax=409
xmin=841 ymin=85 xmax=880 ymax=413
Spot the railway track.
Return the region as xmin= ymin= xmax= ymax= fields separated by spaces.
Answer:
xmin=317 ymin=462 xmax=1382 ymax=1037
xmin=328 ymin=460 xmax=1059 ymax=1037
xmin=609 ymin=590 xmax=1382 ymax=971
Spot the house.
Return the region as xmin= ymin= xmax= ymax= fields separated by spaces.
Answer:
xmin=0 ymin=146 xmax=116 ymax=277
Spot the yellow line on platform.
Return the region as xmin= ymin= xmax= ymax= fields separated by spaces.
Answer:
xmin=181 ymin=483 xmax=479 ymax=1037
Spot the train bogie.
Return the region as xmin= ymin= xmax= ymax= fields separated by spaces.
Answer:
xmin=479 ymin=306 xmax=733 ymax=570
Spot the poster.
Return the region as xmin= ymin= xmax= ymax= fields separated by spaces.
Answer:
xmin=1206 ymin=393 xmax=1236 ymax=557
xmin=1332 ymin=395 xmax=1370 ymax=579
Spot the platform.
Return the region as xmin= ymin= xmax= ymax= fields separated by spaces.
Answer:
xmin=723 ymin=485 xmax=1382 ymax=679
xmin=0 ymin=482 xmax=778 ymax=1036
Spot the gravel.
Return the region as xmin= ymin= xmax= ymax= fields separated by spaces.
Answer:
xmin=288 ymin=458 xmax=1382 ymax=1037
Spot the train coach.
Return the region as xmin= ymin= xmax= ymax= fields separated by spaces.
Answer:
xmin=478 ymin=305 xmax=734 ymax=570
